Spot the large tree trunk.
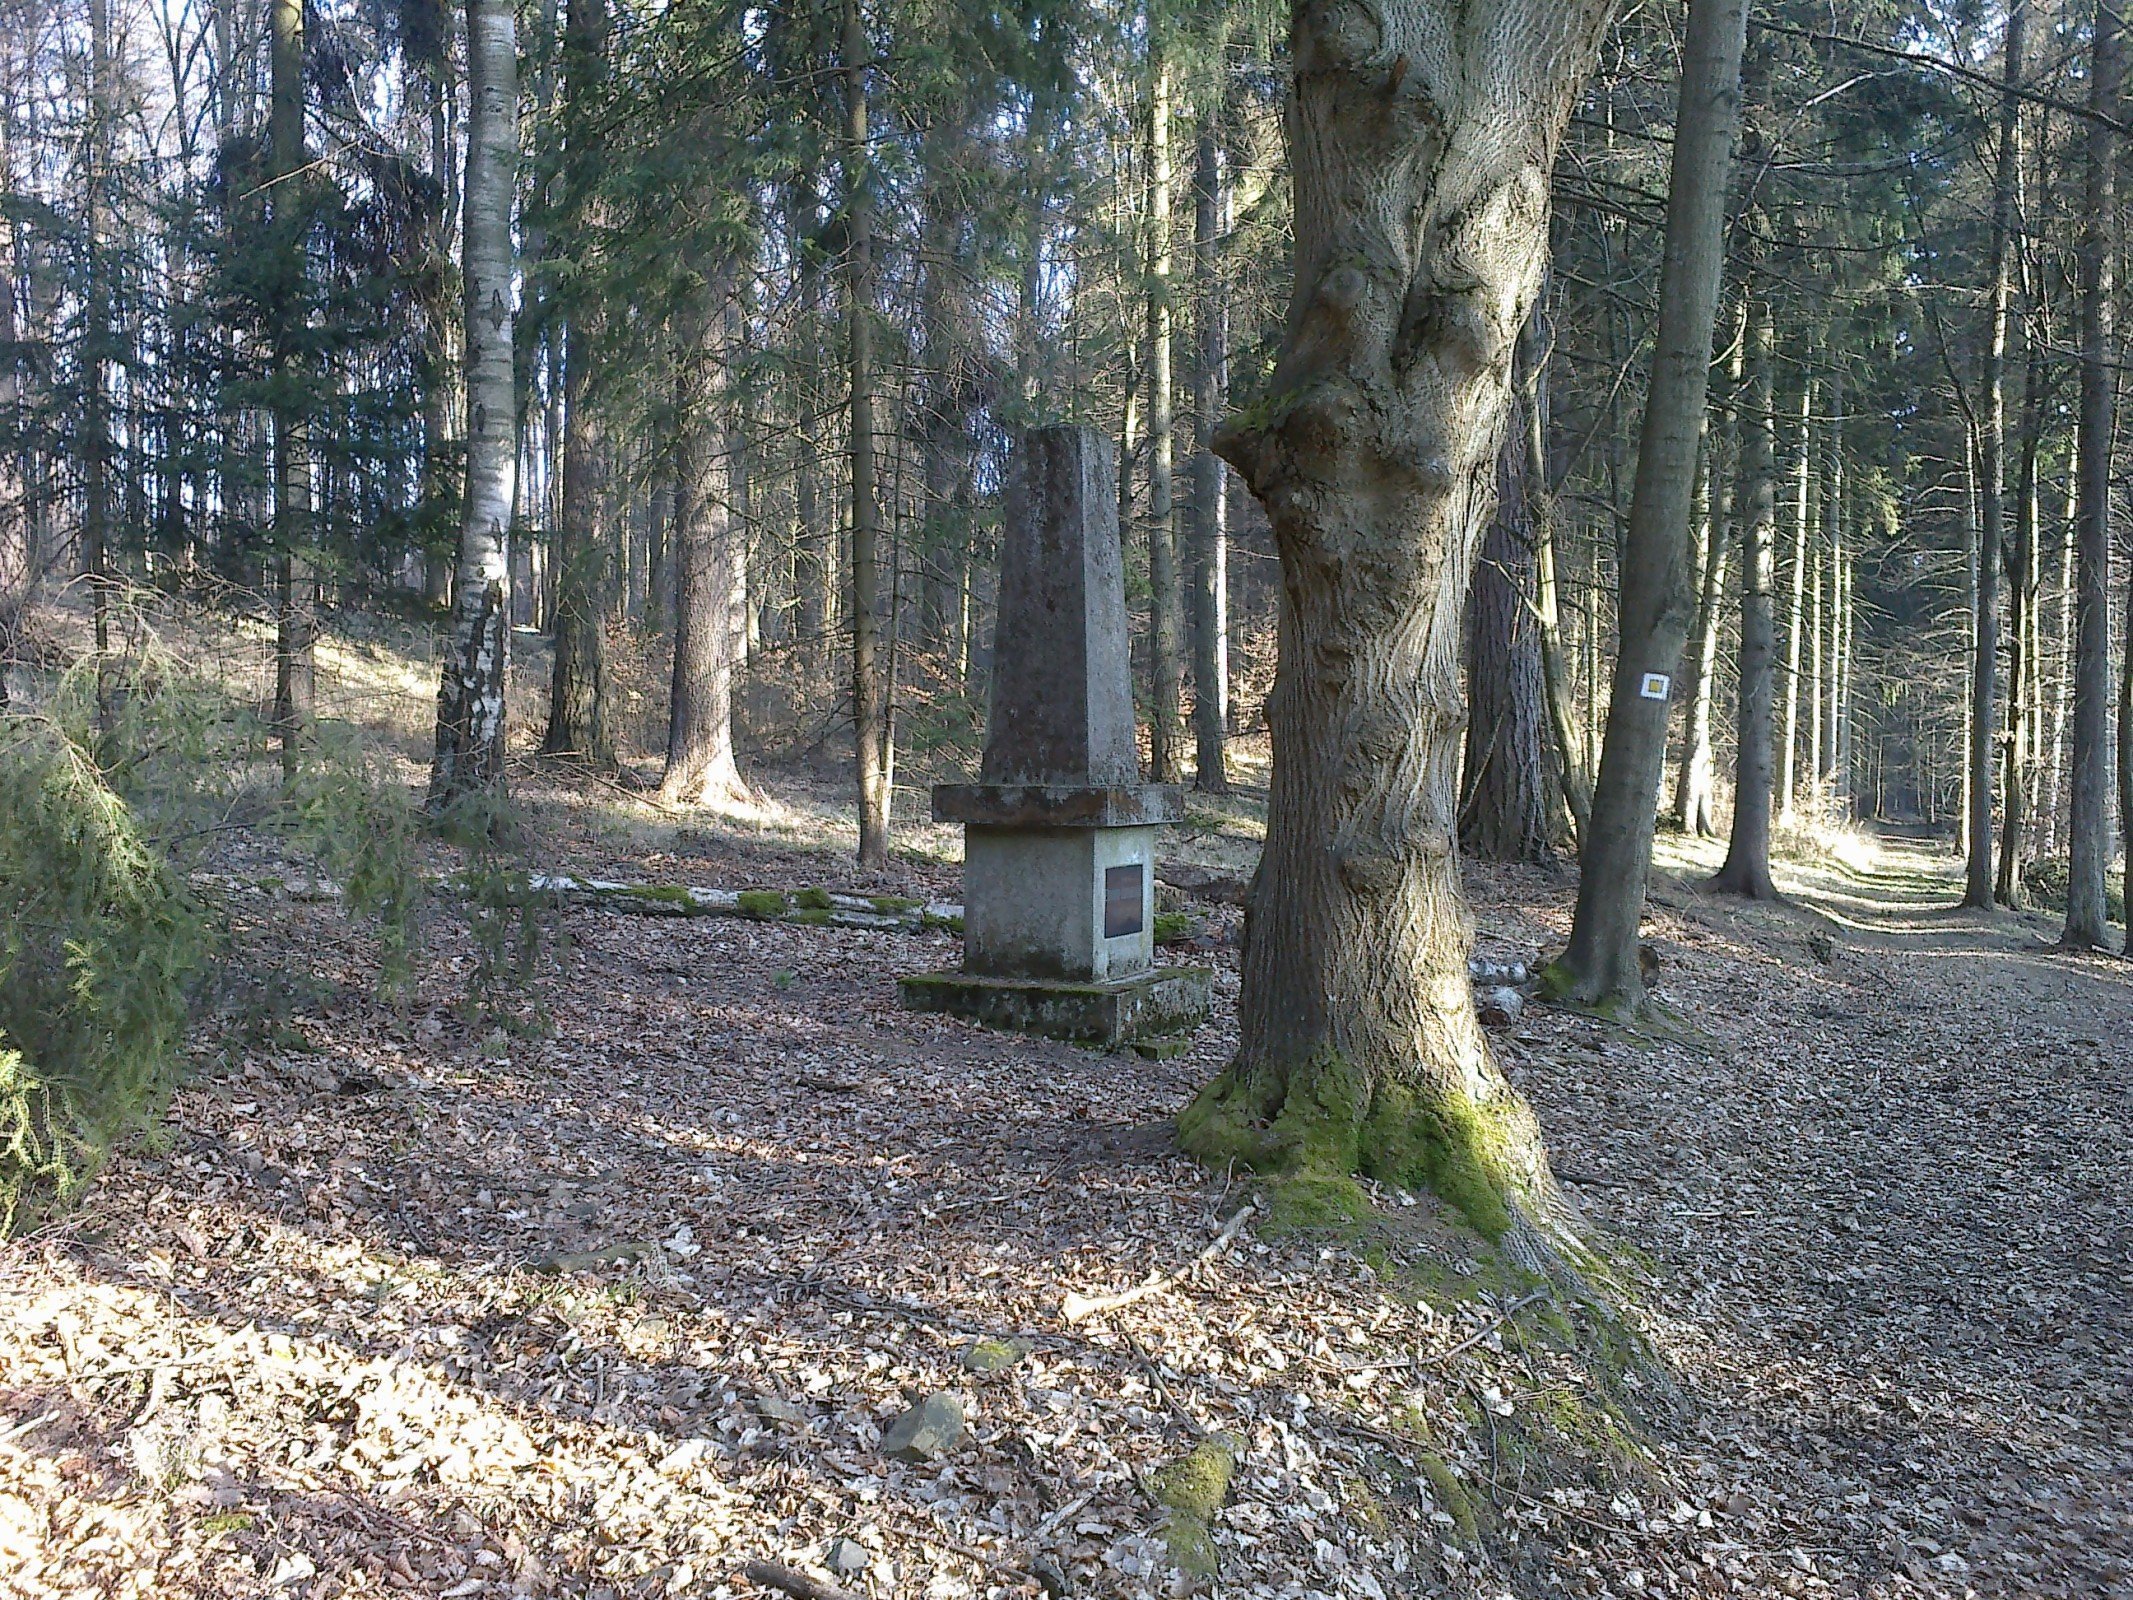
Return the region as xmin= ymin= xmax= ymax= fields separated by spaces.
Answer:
xmin=1189 ymin=108 xmax=1231 ymax=794
xmin=844 ymin=0 xmax=888 ymax=867
xmin=1460 ymin=390 xmax=1553 ymax=866
xmin=1548 ymin=0 xmax=1749 ymax=1009
xmin=659 ymin=276 xmax=751 ymax=807
xmin=1709 ymin=291 xmax=1780 ymax=899
xmin=430 ymin=0 xmax=519 ymax=806
xmin=1968 ymin=1 xmax=2026 ymax=907
xmin=541 ymin=0 xmax=612 ymax=764
xmin=2063 ymin=0 xmax=2119 ymax=950
xmin=1182 ymin=0 xmax=1617 ymax=1242
xmin=1144 ymin=48 xmax=1185 ymax=784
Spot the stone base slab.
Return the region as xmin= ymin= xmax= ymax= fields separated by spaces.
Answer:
xmin=898 ymin=966 xmax=1213 ymax=1048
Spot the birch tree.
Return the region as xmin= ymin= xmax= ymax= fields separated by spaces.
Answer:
xmin=430 ymin=0 xmax=519 ymax=805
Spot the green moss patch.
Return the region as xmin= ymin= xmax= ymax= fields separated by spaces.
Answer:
xmin=1177 ymin=1049 xmax=1515 ymax=1239
xmin=734 ymin=889 xmax=788 ymax=920
xmin=1152 ymin=1432 xmax=1242 ymax=1578
xmin=1418 ymin=1453 xmax=1480 ymax=1542
xmin=792 ymin=885 xmax=834 ymax=911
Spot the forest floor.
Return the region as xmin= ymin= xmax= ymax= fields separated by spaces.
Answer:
xmin=2 ymin=746 xmax=2130 ymax=1600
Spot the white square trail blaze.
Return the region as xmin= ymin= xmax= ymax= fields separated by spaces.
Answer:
xmin=1639 ymin=672 xmax=1672 ymax=702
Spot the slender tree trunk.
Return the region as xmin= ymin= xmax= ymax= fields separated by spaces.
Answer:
xmin=1530 ymin=320 xmax=1591 ymax=844
xmin=1145 ymin=47 xmax=1185 ymax=783
xmin=659 ymin=273 xmax=751 ymax=807
xmin=1183 ymin=0 xmax=1619 ymax=1242
xmin=83 ymin=0 xmax=114 ymax=713
xmin=1779 ymin=367 xmax=1813 ymax=819
xmin=1675 ymin=315 xmax=1744 ymax=837
xmin=542 ymin=317 xmax=610 ymax=760
xmin=1189 ymin=108 xmax=1231 ymax=793
xmin=2000 ymin=302 xmax=2043 ymax=893
xmin=1549 ymin=0 xmax=1748 ymax=1008
xmin=541 ymin=0 xmax=612 ymax=762
xmin=792 ymin=184 xmax=830 ymax=671
xmin=1965 ymin=2 xmax=2027 ymax=904
xmin=2063 ymin=0 xmax=2119 ymax=949
xmin=0 ymin=109 xmax=28 ymax=705
xmin=2045 ymin=442 xmax=2078 ymax=854
xmin=1822 ymin=372 xmax=1846 ymax=794
xmin=268 ymin=0 xmax=315 ymax=779
xmin=1710 ymin=292 xmax=1780 ymax=899
xmin=419 ymin=62 xmax=456 ymax=609
xmin=430 ymin=0 xmax=519 ymax=805
xmin=1460 ymin=377 xmax=1553 ymax=865
xmin=844 ymin=0 xmax=888 ymax=867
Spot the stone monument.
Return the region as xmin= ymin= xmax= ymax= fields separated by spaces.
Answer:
xmin=899 ymin=426 xmax=1213 ymax=1047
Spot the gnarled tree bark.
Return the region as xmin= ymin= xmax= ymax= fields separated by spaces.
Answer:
xmin=1182 ymin=0 xmax=1617 ymax=1242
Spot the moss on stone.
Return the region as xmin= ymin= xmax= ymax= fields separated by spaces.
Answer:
xmin=1153 ymin=910 xmax=1194 ymax=945
xmin=922 ymin=909 xmax=965 ymax=935
xmin=792 ymin=885 xmax=834 ymax=911
xmin=1153 ymin=1432 xmax=1241 ymax=1579
xmin=870 ymin=894 xmax=921 ymax=913
xmin=734 ymin=889 xmax=787 ymax=920
xmin=788 ymin=907 xmax=833 ymax=926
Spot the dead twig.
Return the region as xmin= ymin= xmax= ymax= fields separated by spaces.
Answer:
xmin=740 ymin=1559 xmax=865 ymax=1600
xmin=1060 ymin=1202 xmax=1257 ymax=1324
xmin=0 ymin=1412 xmax=57 ymax=1447
xmin=525 ymin=1242 xmax=657 ymax=1274
xmin=1414 ymin=1290 xmax=1551 ymax=1369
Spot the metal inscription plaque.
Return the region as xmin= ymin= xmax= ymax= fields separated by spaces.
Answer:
xmin=1103 ymin=863 xmax=1145 ymax=939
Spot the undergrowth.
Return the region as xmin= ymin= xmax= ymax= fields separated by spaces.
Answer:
xmin=0 ymin=593 xmax=551 ymax=1231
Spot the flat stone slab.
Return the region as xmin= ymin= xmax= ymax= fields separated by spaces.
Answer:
xmin=898 ymin=966 xmax=1213 ymax=1048
xmin=932 ymin=783 xmax=1184 ymax=829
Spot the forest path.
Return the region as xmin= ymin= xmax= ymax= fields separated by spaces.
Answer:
xmin=1512 ymin=827 xmax=2133 ymax=1597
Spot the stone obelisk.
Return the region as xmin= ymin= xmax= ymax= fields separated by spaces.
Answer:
xmin=899 ymin=427 xmax=1212 ymax=1046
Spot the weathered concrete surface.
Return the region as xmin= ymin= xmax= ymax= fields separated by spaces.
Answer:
xmin=932 ymin=783 xmax=1183 ymax=828
xmin=980 ymin=427 xmax=1140 ymax=788
xmin=898 ymin=966 xmax=1213 ymax=1049
xmin=962 ymin=825 xmax=1158 ymax=981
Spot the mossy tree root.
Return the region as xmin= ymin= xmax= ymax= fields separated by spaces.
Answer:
xmin=1177 ymin=1048 xmax=1547 ymax=1241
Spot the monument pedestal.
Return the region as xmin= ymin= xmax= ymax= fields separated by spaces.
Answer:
xmin=896 ymin=427 xmax=1213 ymax=1049
xmin=898 ymin=966 xmax=1212 ymax=1050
